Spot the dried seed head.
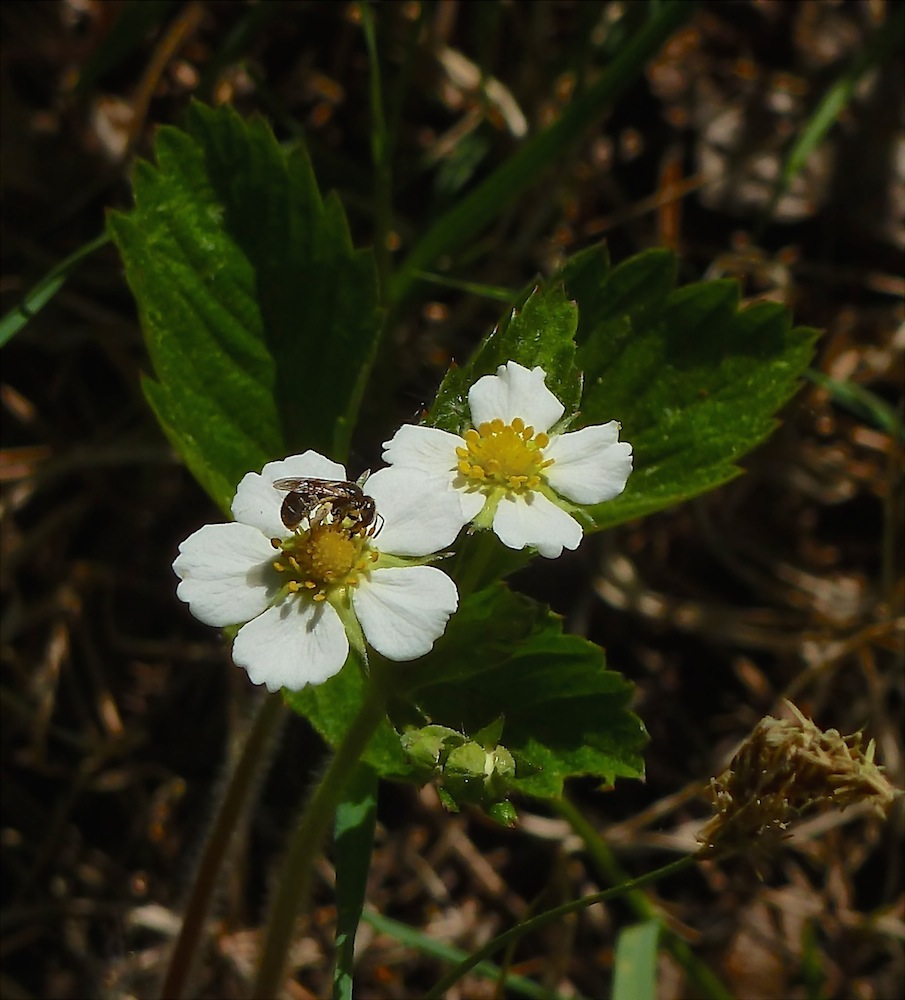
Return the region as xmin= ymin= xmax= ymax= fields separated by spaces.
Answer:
xmin=698 ymin=701 xmax=900 ymax=860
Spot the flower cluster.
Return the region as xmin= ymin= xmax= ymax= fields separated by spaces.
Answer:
xmin=174 ymin=361 xmax=632 ymax=690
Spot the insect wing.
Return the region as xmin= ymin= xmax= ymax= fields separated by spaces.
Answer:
xmin=272 ymin=477 xmax=306 ymax=491
xmin=273 ymin=477 xmax=362 ymax=498
xmin=272 ymin=477 xmax=328 ymax=492
xmin=271 ymin=476 xmax=377 ymax=535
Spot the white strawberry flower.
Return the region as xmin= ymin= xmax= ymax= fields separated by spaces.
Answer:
xmin=173 ymin=452 xmax=461 ymax=692
xmin=381 ymin=361 xmax=632 ymax=558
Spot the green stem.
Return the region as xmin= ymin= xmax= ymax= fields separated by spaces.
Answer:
xmin=554 ymin=795 xmax=734 ymax=1000
xmin=424 ymin=852 xmax=696 ymax=999
xmin=450 ymin=529 xmax=531 ymax=598
xmin=251 ymin=679 xmax=387 ymax=999
xmin=160 ymin=691 xmax=285 ymax=1000
xmin=451 ymin=530 xmax=499 ymax=598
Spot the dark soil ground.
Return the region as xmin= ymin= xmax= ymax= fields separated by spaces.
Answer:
xmin=2 ymin=2 xmax=903 ymax=998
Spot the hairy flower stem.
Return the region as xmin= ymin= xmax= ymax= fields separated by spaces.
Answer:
xmin=252 ymin=678 xmax=387 ymax=999
xmin=160 ymin=691 xmax=286 ymax=1000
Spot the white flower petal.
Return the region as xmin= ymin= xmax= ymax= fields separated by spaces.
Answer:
xmin=382 ymin=424 xmax=461 ymax=479
xmin=232 ymin=597 xmax=349 ymax=691
xmin=468 ymin=361 xmax=564 ymax=431
xmin=492 ymin=491 xmax=583 ymax=559
xmin=364 ymin=467 xmax=468 ymax=556
xmin=353 ymin=566 xmax=458 ymax=661
xmin=544 ymin=424 xmax=633 ymax=504
xmin=457 ymin=487 xmax=487 ymax=521
xmin=173 ymin=522 xmax=280 ymax=627
xmin=231 ymin=451 xmax=348 ymax=537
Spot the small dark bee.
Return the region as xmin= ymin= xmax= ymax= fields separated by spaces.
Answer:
xmin=272 ymin=476 xmax=381 ymax=537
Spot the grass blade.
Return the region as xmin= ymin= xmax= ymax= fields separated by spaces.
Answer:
xmin=0 ymin=232 xmax=110 ymax=348
xmin=389 ymin=0 xmax=695 ymax=304
xmin=361 ymin=910 xmax=580 ymax=1000
xmin=333 ymin=766 xmax=378 ymax=1000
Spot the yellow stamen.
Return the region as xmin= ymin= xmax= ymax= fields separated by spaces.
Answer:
xmin=456 ymin=417 xmax=554 ymax=494
xmin=272 ymin=521 xmax=375 ymax=602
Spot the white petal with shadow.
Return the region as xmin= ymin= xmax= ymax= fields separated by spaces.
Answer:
xmin=382 ymin=424 xmax=461 ymax=479
xmin=174 ymin=522 xmax=280 ymax=627
xmin=469 ymin=361 xmax=564 ymax=431
xmin=365 ymin=467 xmax=467 ymax=556
xmin=353 ymin=566 xmax=458 ymax=661
xmin=232 ymin=597 xmax=349 ymax=691
xmin=545 ymin=424 xmax=633 ymax=504
xmin=492 ymin=491 xmax=582 ymax=559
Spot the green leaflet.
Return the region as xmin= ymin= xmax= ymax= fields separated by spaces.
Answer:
xmin=108 ymin=102 xmax=382 ymax=513
xmin=563 ymin=246 xmax=818 ymax=530
xmin=286 ymin=584 xmax=647 ymax=799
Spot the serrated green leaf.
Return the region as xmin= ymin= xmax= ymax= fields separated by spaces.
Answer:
xmin=392 ymin=582 xmax=550 ymax=691
xmin=409 ymin=628 xmax=646 ymax=797
xmin=283 ymin=584 xmax=546 ymax=779
xmin=108 ymin=102 xmax=382 ymax=512
xmin=560 ymin=246 xmax=817 ymax=530
xmin=561 ymin=244 xmax=675 ymax=340
xmin=284 ymin=583 xmax=644 ymax=797
xmin=428 ymin=283 xmax=582 ymax=433
xmin=421 ymin=244 xmax=811 ymax=543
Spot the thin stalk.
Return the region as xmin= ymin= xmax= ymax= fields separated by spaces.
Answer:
xmin=251 ymin=680 xmax=386 ymax=999
xmin=451 ymin=531 xmax=502 ymax=599
xmin=424 ymin=854 xmax=695 ymax=999
xmin=160 ymin=691 xmax=286 ymax=1000
xmin=554 ymin=795 xmax=733 ymax=1000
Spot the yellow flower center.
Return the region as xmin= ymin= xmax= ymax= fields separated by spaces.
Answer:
xmin=272 ymin=522 xmax=378 ymax=602
xmin=455 ymin=417 xmax=553 ymax=493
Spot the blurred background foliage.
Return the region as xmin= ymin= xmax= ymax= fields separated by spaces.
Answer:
xmin=1 ymin=1 xmax=902 ymax=998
